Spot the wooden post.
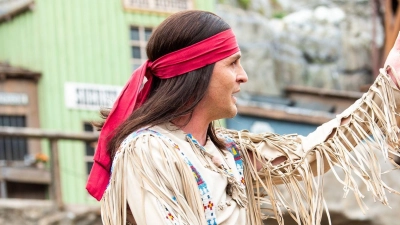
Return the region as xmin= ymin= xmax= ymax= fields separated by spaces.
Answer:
xmin=0 ymin=181 xmax=7 ymax=198
xmin=372 ymin=0 xmax=380 ymax=78
xmin=49 ymin=139 xmax=64 ymax=210
xmin=384 ymin=0 xmax=400 ymax=58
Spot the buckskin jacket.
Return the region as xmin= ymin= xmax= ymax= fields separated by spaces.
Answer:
xmin=101 ymin=67 xmax=400 ymax=225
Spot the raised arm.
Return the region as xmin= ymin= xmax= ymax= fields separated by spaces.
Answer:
xmin=219 ymin=32 xmax=400 ymax=225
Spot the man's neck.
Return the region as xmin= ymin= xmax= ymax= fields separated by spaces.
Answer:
xmin=172 ymin=113 xmax=210 ymax=146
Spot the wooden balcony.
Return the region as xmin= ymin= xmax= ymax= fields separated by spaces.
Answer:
xmin=0 ymin=126 xmax=98 ymax=209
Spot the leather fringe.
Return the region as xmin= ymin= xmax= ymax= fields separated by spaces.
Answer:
xmin=220 ymin=66 xmax=400 ymax=225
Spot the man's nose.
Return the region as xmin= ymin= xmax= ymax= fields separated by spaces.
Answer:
xmin=237 ymin=65 xmax=248 ymax=83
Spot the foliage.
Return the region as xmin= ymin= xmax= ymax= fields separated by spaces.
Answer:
xmin=237 ymin=0 xmax=251 ymax=10
xmin=272 ymin=11 xmax=286 ymax=19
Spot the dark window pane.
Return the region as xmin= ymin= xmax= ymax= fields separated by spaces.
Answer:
xmin=144 ymin=28 xmax=152 ymax=41
xmin=17 ymin=137 xmax=27 ymax=160
xmin=0 ymin=137 xmax=5 ymax=160
xmin=16 ymin=116 xmax=26 ymax=127
xmin=10 ymin=116 xmax=16 ymax=126
xmin=2 ymin=116 xmax=10 ymax=126
xmin=85 ymin=143 xmax=95 ymax=156
xmin=86 ymin=162 xmax=94 ymax=175
xmin=130 ymin=27 xmax=140 ymax=40
xmin=5 ymin=137 xmax=12 ymax=160
xmin=84 ymin=123 xmax=93 ymax=132
xmin=84 ymin=122 xmax=95 ymax=156
xmin=0 ymin=115 xmax=28 ymax=161
xmin=131 ymin=46 xmax=141 ymax=59
xmin=11 ymin=137 xmax=19 ymax=159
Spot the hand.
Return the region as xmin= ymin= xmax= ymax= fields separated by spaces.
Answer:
xmin=384 ymin=32 xmax=400 ymax=87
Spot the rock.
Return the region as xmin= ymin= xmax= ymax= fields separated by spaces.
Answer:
xmin=217 ymin=5 xmax=280 ymax=95
xmin=305 ymin=63 xmax=339 ymax=89
xmin=337 ymin=70 xmax=372 ymax=91
xmin=338 ymin=14 xmax=384 ymax=72
xmin=217 ymin=1 xmax=383 ymax=93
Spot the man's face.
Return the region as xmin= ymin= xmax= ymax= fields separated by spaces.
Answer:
xmin=200 ymin=51 xmax=248 ymax=120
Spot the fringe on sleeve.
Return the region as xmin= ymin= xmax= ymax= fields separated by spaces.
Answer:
xmin=220 ymin=66 xmax=400 ymax=225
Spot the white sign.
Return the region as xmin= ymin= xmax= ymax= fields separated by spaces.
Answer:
xmin=64 ymin=82 xmax=122 ymax=110
xmin=0 ymin=92 xmax=28 ymax=105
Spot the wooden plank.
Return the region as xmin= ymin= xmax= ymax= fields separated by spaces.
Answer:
xmin=0 ymin=181 xmax=7 ymax=198
xmin=0 ymin=126 xmax=98 ymax=142
xmin=237 ymin=105 xmax=334 ymax=125
xmin=285 ymin=85 xmax=363 ymax=99
xmin=49 ymin=139 xmax=63 ymax=210
xmin=0 ymin=167 xmax=50 ymax=184
xmin=384 ymin=0 xmax=400 ymax=58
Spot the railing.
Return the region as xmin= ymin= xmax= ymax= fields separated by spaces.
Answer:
xmin=122 ymin=0 xmax=193 ymax=13
xmin=0 ymin=126 xmax=98 ymax=210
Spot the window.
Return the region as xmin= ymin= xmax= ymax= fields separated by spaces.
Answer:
xmin=0 ymin=115 xmax=28 ymax=161
xmin=123 ymin=0 xmax=193 ymax=13
xmin=130 ymin=26 xmax=153 ymax=71
xmin=83 ymin=122 xmax=96 ymax=175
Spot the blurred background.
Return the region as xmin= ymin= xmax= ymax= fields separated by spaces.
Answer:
xmin=0 ymin=0 xmax=399 ymax=224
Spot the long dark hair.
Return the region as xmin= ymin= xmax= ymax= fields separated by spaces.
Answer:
xmin=95 ymin=10 xmax=231 ymax=160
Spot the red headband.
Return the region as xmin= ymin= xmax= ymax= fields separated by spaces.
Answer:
xmin=86 ymin=29 xmax=239 ymax=200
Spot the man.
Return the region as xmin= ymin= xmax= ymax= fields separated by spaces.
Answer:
xmin=87 ymin=10 xmax=400 ymax=225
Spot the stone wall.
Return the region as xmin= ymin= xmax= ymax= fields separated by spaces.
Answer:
xmin=217 ymin=0 xmax=383 ymax=96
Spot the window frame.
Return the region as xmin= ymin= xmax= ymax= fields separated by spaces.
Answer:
xmin=0 ymin=115 xmax=28 ymax=164
xmin=130 ymin=26 xmax=154 ymax=71
xmin=83 ymin=122 xmax=97 ymax=176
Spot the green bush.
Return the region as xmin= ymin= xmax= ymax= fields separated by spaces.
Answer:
xmin=238 ymin=0 xmax=251 ymax=10
xmin=272 ymin=11 xmax=286 ymax=19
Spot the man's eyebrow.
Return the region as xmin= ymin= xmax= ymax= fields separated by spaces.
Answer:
xmin=231 ymin=54 xmax=241 ymax=61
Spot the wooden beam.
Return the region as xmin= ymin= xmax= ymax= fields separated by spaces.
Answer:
xmin=49 ymin=139 xmax=63 ymax=211
xmin=0 ymin=167 xmax=50 ymax=184
xmin=237 ymin=104 xmax=334 ymax=125
xmin=0 ymin=126 xmax=98 ymax=142
xmin=0 ymin=181 xmax=7 ymax=198
xmin=384 ymin=0 xmax=400 ymax=58
xmin=285 ymin=85 xmax=363 ymax=99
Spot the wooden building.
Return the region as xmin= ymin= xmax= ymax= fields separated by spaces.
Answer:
xmin=0 ymin=0 xmax=214 ymax=205
xmin=0 ymin=62 xmax=50 ymax=199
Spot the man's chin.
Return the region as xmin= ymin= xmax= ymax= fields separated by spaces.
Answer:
xmin=227 ymin=107 xmax=238 ymax=118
